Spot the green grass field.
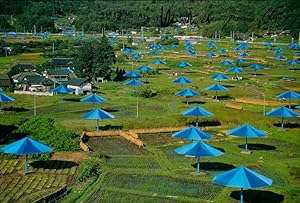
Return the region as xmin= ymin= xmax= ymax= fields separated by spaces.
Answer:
xmin=0 ymin=35 xmax=299 ymax=202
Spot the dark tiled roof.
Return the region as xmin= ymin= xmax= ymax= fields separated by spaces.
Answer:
xmin=0 ymin=74 xmax=12 ymax=87
xmin=11 ymin=63 xmax=36 ymax=71
xmin=52 ymin=58 xmax=73 ymax=67
xmin=65 ymin=78 xmax=88 ymax=86
xmin=20 ymin=75 xmax=54 ymax=86
xmin=46 ymin=68 xmax=70 ymax=76
xmin=12 ymin=72 xmax=41 ymax=82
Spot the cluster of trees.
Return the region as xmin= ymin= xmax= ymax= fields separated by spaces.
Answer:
xmin=0 ymin=0 xmax=299 ymax=37
xmin=74 ymin=37 xmax=116 ymax=81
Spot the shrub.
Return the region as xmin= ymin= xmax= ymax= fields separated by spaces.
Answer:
xmin=138 ymin=87 xmax=157 ymax=98
xmin=76 ymin=158 xmax=99 ymax=181
xmin=16 ymin=116 xmax=79 ymax=151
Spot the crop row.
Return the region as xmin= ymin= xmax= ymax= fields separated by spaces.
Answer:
xmin=0 ymin=174 xmax=69 ymax=203
xmin=101 ymin=173 xmax=224 ymax=201
xmin=0 ymin=159 xmax=23 ymax=174
xmin=106 ymin=156 xmax=160 ymax=169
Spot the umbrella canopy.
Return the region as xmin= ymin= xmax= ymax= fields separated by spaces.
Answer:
xmin=81 ymin=108 xmax=115 ymax=130
xmin=176 ymin=88 xmax=200 ymax=104
xmin=205 ymin=83 xmax=228 ymax=100
xmin=235 ymin=58 xmax=247 ymax=64
xmin=213 ymin=166 xmax=272 ymax=203
xmin=0 ymin=92 xmax=15 ymax=102
xmin=123 ymin=79 xmax=145 ymax=86
xmin=239 ymin=52 xmax=249 ymax=57
xmin=182 ymin=106 xmax=213 ymax=127
xmin=152 ymin=59 xmax=166 ymax=65
xmin=175 ymin=141 xmax=224 ymax=173
xmin=137 ymin=65 xmax=153 ymax=72
xmin=149 ymin=49 xmax=160 ymax=55
xmin=287 ymin=60 xmax=299 ymax=71
xmin=123 ymin=71 xmax=143 ymax=78
xmin=226 ymin=67 xmax=245 ymax=78
xmin=172 ymin=126 xmax=213 ymax=140
xmin=1 ymin=137 xmax=52 ymax=174
xmin=266 ymin=106 xmax=299 ymax=128
xmin=132 ymin=53 xmax=142 ymax=59
xmin=217 ymin=49 xmax=228 ymax=53
xmin=80 ymin=93 xmax=107 ymax=108
xmin=207 ymin=53 xmax=217 ymax=58
xmin=172 ymin=76 xmax=192 ymax=85
xmin=176 ymin=60 xmax=192 ymax=68
xmin=210 ymin=73 xmax=230 ymax=83
xmin=123 ymin=48 xmax=134 ymax=54
xmin=276 ymin=90 xmax=300 ymax=109
xmin=0 ymin=92 xmax=15 ymax=110
xmin=221 ymin=60 xmax=234 ymax=66
xmin=274 ymin=55 xmax=287 ymax=61
xmin=51 ymin=85 xmax=73 ymax=100
xmin=272 ymin=49 xmax=282 ymax=55
xmin=249 ymin=64 xmax=263 ymax=75
xmin=227 ymin=124 xmax=267 ymax=151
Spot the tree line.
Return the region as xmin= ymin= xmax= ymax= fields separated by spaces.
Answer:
xmin=0 ymin=0 xmax=299 ymax=37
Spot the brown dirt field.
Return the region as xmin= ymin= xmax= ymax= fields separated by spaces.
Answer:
xmin=51 ymin=151 xmax=89 ymax=163
xmin=248 ymin=57 xmax=267 ymax=63
xmin=283 ymin=87 xmax=300 ymax=92
xmin=235 ymin=97 xmax=285 ymax=106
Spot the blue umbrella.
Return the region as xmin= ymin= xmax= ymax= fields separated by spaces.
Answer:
xmin=207 ymin=53 xmax=217 ymax=61
xmin=132 ymin=53 xmax=142 ymax=59
xmin=217 ymin=49 xmax=228 ymax=54
xmin=205 ymin=83 xmax=228 ymax=100
xmin=172 ymin=76 xmax=192 ymax=86
xmin=172 ymin=126 xmax=213 ymax=140
xmin=227 ymin=124 xmax=267 ymax=151
xmin=137 ymin=65 xmax=153 ymax=72
xmin=170 ymin=44 xmax=178 ymax=49
xmin=149 ymin=50 xmax=160 ymax=55
xmin=0 ymin=92 xmax=15 ymax=110
xmin=266 ymin=106 xmax=299 ymax=128
xmin=186 ymin=49 xmax=199 ymax=56
xmin=287 ymin=60 xmax=299 ymax=71
xmin=295 ymin=52 xmax=300 ymax=56
xmin=295 ymin=105 xmax=300 ymax=109
xmin=226 ymin=67 xmax=245 ymax=78
xmin=213 ymin=166 xmax=272 ymax=203
xmin=137 ymin=65 xmax=153 ymax=82
xmin=272 ymin=49 xmax=282 ymax=55
xmin=274 ymin=55 xmax=287 ymax=61
xmin=175 ymin=141 xmax=224 ymax=173
xmin=235 ymin=58 xmax=247 ymax=65
xmin=51 ymin=85 xmax=73 ymax=101
xmin=1 ymin=137 xmax=52 ymax=174
xmin=176 ymin=60 xmax=192 ymax=68
xmin=239 ymin=52 xmax=249 ymax=57
xmin=221 ymin=60 xmax=234 ymax=66
xmin=124 ymin=79 xmax=144 ymax=118
xmin=276 ymin=90 xmax=300 ymax=109
xmin=152 ymin=59 xmax=166 ymax=65
xmin=182 ymin=106 xmax=213 ymax=127
xmin=248 ymin=64 xmax=263 ymax=75
xmin=176 ymin=88 xmax=200 ymax=104
xmin=81 ymin=108 xmax=115 ymax=131
xmin=123 ymin=71 xmax=143 ymax=78
xmin=123 ymin=47 xmax=134 ymax=54
xmin=210 ymin=73 xmax=230 ymax=83
xmin=80 ymin=93 xmax=107 ymax=108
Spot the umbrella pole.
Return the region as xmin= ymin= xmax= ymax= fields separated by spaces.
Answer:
xmin=281 ymin=117 xmax=284 ymax=128
xmin=215 ymin=90 xmax=218 ymax=100
xmin=240 ymin=188 xmax=243 ymax=203
xmin=136 ymin=96 xmax=139 ymax=118
xmin=96 ymin=120 xmax=99 ymax=131
xmin=196 ymin=116 xmax=198 ymax=128
xmin=289 ymin=98 xmax=291 ymax=109
xmin=25 ymin=154 xmax=28 ymax=175
xmin=245 ymin=136 xmax=248 ymax=151
xmin=197 ymin=157 xmax=200 ymax=173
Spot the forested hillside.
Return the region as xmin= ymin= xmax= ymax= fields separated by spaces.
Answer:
xmin=0 ymin=0 xmax=299 ymax=37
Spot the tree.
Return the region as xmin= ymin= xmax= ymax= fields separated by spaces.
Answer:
xmin=75 ymin=36 xmax=116 ymax=80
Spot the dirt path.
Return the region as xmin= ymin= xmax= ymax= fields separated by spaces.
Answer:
xmin=51 ymin=151 xmax=89 ymax=163
xmin=235 ymin=97 xmax=286 ymax=106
